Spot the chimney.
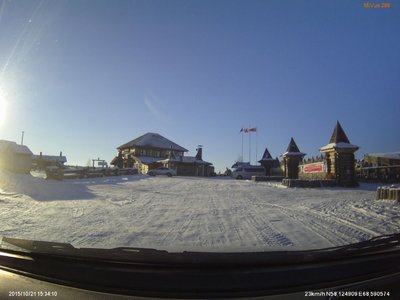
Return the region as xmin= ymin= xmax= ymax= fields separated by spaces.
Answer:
xmin=196 ymin=145 xmax=203 ymax=160
xmin=60 ymin=151 xmax=62 ymax=157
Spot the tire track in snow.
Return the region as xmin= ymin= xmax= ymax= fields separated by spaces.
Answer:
xmin=257 ymin=202 xmax=345 ymax=246
xmin=159 ymin=207 xmax=196 ymax=245
xmin=327 ymin=202 xmax=400 ymax=232
xmin=206 ymin=196 xmax=227 ymax=246
xmin=304 ymin=200 xmax=399 ymax=239
xmin=295 ymin=197 xmax=387 ymax=235
xmin=260 ymin=202 xmax=380 ymax=245
xmin=242 ymin=192 xmax=340 ymax=247
xmin=229 ymin=195 xmax=294 ymax=247
xmin=243 ymin=212 xmax=294 ymax=247
xmin=298 ymin=204 xmax=380 ymax=237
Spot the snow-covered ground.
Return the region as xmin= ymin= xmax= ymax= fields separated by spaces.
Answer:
xmin=0 ymin=170 xmax=399 ymax=252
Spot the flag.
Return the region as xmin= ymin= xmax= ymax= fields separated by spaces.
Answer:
xmin=240 ymin=127 xmax=257 ymax=133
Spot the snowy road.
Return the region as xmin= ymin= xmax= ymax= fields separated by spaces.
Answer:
xmin=0 ymin=171 xmax=399 ymax=251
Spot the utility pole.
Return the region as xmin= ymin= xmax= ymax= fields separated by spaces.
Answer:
xmin=21 ymin=131 xmax=25 ymax=145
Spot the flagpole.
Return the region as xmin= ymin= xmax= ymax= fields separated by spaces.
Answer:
xmin=241 ymin=127 xmax=244 ymax=162
xmin=256 ymin=127 xmax=258 ymax=165
xmin=249 ymin=126 xmax=251 ymax=164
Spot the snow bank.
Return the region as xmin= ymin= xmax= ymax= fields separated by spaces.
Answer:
xmin=0 ymin=170 xmax=93 ymax=201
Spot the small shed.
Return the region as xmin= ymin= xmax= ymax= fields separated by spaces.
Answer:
xmin=0 ymin=140 xmax=33 ymax=174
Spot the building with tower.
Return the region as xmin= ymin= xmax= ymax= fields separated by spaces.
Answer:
xmin=298 ymin=121 xmax=359 ymax=186
xmin=319 ymin=121 xmax=359 ymax=186
xmin=111 ymin=133 xmax=213 ymax=176
xmin=281 ymin=138 xmax=306 ymax=179
xmin=258 ymin=147 xmax=282 ymax=176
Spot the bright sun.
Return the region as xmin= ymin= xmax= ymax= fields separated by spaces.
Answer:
xmin=0 ymin=92 xmax=7 ymax=127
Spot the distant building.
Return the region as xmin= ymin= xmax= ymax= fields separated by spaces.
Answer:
xmin=0 ymin=140 xmax=33 ymax=174
xmin=111 ymin=133 xmax=213 ymax=176
xmin=363 ymin=152 xmax=400 ymax=166
xmin=358 ymin=152 xmax=400 ymax=182
xmin=32 ymin=152 xmax=67 ymax=170
xmin=161 ymin=145 xmax=214 ymax=177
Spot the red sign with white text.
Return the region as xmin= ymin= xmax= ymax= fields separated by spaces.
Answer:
xmin=303 ymin=164 xmax=324 ymax=173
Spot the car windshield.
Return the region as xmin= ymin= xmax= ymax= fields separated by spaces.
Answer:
xmin=0 ymin=0 xmax=399 ymax=255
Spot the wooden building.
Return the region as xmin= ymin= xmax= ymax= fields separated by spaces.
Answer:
xmin=281 ymin=138 xmax=305 ymax=179
xmin=32 ymin=152 xmax=67 ymax=170
xmin=111 ymin=133 xmax=213 ymax=176
xmin=0 ymin=140 xmax=33 ymax=174
xmin=358 ymin=152 xmax=400 ymax=182
xmin=161 ymin=146 xmax=214 ymax=177
xmin=319 ymin=121 xmax=359 ymax=186
xmin=363 ymin=152 xmax=400 ymax=166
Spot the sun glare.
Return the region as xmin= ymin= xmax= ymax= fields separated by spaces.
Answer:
xmin=0 ymin=91 xmax=7 ymax=127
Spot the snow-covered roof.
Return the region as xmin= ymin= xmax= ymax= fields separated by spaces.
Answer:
xmin=320 ymin=122 xmax=358 ymax=152
xmin=0 ymin=140 xmax=33 ymax=155
xmin=158 ymin=157 xmax=181 ymax=163
xmin=281 ymin=151 xmax=306 ymax=157
xmin=133 ymin=156 xmax=163 ymax=164
xmin=319 ymin=142 xmax=359 ymax=151
xmin=281 ymin=138 xmax=305 ymax=157
xmin=147 ymin=156 xmax=212 ymax=165
xmin=182 ymin=156 xmax=212 ymax=165
xmin=365 ymin=152 xmax=400 ymax=160
xmin=118 ymin=133 xmax=188 ymax=152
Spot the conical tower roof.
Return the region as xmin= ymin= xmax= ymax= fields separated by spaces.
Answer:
xmin=286 ymin=138 xmax=301 ymax=153
xmin=258 ymin=147 xmax=274 ymax=162
xmin=320 ymin=121 xmax=359 ymax=152
xmin=329 ymin=121 xmax=350 ymax=144
xmin=282 ymin=138 xmax=306 ymax=157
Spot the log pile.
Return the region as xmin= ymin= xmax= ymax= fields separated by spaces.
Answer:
xmin=376 ymin=186 xmax=400 ymax=201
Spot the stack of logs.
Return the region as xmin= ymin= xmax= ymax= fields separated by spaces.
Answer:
xmin=376 ymin=186 xmax=400 ymax=201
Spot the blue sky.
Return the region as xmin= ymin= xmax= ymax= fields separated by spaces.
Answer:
xmin=0 ymin=0 xmax=399 ymax=172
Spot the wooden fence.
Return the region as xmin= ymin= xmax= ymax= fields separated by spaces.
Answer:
xmin=357 ymin=165 xmax=400 ymax=183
